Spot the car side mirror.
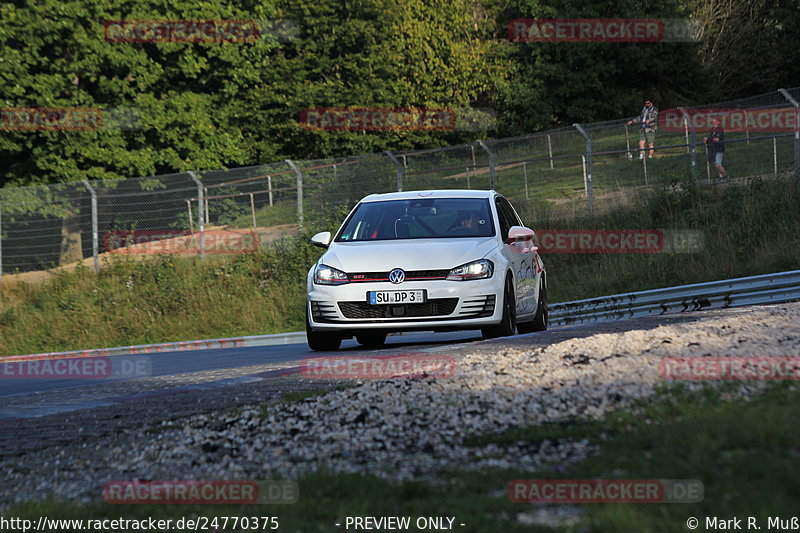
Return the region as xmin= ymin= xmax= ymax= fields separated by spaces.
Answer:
xmin=310 ymin=231 xmax=332 ymax=249
xmin=507 ymin=226 xmax=534 ymax=244
xmin=507 ymin=226 xmax=538 ymax=252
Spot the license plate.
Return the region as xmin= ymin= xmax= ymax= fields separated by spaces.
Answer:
xmin=368 ymin=290 xmax=426 ymax=305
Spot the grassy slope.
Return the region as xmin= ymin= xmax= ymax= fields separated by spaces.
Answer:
xmin=0 ymin=241 xmax=321 ymax=355
xmin=523 ymin=176 xmax=800 ymax=303
xmin=1 ymin=177 xmax=799 ymax=356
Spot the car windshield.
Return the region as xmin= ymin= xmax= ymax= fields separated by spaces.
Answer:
xmin=336 ymin=198 xmax=495 ymax=241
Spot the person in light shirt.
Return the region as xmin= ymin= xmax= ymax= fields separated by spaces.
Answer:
xmin=627 ymin=99 xmax=659 ymax=158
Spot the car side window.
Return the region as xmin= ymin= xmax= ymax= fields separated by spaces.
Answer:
xmin=495 ymin=197 xmax=514 ymax=239
xmin=501 ymin=198 xmax=524 ymax=227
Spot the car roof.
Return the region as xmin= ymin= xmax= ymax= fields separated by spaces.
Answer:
xmin=360 ymin=190 xmax=497 ymax=203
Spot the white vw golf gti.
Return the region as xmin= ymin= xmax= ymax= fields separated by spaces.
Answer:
xmin=306 ymin=190 xmax=547 ymax=351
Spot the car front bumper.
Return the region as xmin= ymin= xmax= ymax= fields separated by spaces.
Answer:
xmin=307 ymin=277 xmax=505 ymax=332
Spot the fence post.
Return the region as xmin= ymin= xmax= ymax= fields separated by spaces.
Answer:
xmin=80 ymin=180 xmax=99 ymax=272
xmin=250 ymin=193 xmax=257 ymax=231
xmin=778 ymin=88 xmax=800 ymax=177
xmin=469 ymin=145 xmax=475 ymax=173
xmin=286 ymin=159 xmax=304 ymax=228
xmin=625 ymin=123 xmax=632 ymax=159
xmin=573 ymin=123 xmax=593 ymax=215
xmin=642 ymin=150 xmax=649 ymax=186
xmin=188 ymin=172 xmax=205 ymax=258
xmin=476 ymin=140 xmax=496 ymax=189
xmin=683 ymin=117 xmax=690 ymax=152
xmin=678 ymin=107 xmax=698 ymax=179
xmin=204 ymin=188 xmax=209 ymax=225
xmin=385 ymin=150 xmax=404 ymax=191
xmin=774 ymin=137 xmax=778 ymax=176
xmin=523 ymin=161 xmax=529 ymax=199
xmin=186 ymin=200 xmax=194 ymax=233
xmin=547 ymin=134 xmax=554 ymax=169
xmin=581 ymin=155 xmax=586 ymax=187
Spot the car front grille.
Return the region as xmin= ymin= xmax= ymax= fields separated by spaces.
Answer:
xmin=347 ymin=269 xmax=450 ymax=283
xmin=338 ymin=298 xmax=459 ymax=319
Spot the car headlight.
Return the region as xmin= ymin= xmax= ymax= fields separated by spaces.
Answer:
xmin=314 ymin=264 xmax=349 ymax=285
xmin=446 ymin=259 xmax=494 ymax=281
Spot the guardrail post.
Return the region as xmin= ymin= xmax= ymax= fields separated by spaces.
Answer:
xmin=385 ymin=150 xmax=405 ymax=191
xmin=476 ymin=140 xmax=496 ymax=189
xmin=81 ymin=179 xmax=99 ymax=272
xmin=678 ymin=107 xmax=698 ymax=179
xmin=286 ymin=159 xmax=304 ymax=228
xmin=188 ymin=172 xmax=205 ymax=258
xmin=573 ymin=123 xmax=593 ymax=215
xmin=778 ymin=88 xmax=800 ymax=177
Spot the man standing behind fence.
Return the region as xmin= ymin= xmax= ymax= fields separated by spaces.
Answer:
xmin=704 ymin=118 xmax=728 ymax=182
xmin=627 ymin=99 xmax=658 ymax=159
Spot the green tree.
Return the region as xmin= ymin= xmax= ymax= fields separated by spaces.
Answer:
xmin=241 ymin=0 xmax=507 ymax=161
xmin=0 ymin=0 xmax=281 ymax=187
xmin=497 ymin=0 xmax=705 ymax=133
xmin=692 ymin=0 xmax=800 ymax=99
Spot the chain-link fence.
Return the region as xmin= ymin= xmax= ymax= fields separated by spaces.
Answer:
xmin=1 ymin=87 xmax=798 ymax=275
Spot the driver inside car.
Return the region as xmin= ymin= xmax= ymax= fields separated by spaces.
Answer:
xmin=448 ymin=210 xmax=484 ymax=234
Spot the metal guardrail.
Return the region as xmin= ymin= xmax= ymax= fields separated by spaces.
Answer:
xmin=550 ymin=270 xmax=800 ymax=326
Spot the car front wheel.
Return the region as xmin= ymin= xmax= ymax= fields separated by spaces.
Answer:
xmin=306 ymin=311 xmax=342 ymax=351
xmin=481 ymin=276 xmax=516 ymax=339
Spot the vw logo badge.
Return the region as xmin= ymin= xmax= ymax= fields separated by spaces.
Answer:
xmin=388 ymin=268 xmax=405 ymax=284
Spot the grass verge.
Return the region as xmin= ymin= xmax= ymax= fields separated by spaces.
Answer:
xmin=0 ymin=237 xmax=321 ymax=356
